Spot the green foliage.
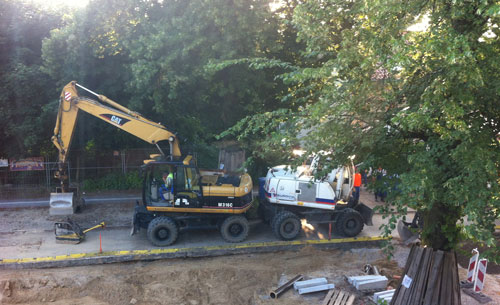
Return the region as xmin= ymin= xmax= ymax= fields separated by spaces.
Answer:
xmin=1 ymin=0 xmax=292 ymax=163
xmin=0 ymin=0 xmax=63 ymax=158
xmin=220 ymin=0 xmax=500 ymax=260
xmin=82 ymin=170 xmax=142 ymax=192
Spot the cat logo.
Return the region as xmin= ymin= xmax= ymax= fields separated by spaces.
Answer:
xmin=100 ymin=114 xmax=130 ymax=126
xmin=111 ymin=115 xmax=122 ymax=125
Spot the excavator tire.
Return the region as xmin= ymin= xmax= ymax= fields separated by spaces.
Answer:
xmin=147 ymin=216 xmax=178 ymax=246
xmin=220 ymin=215 xmax=249 ymax=243
xmin=272 ymin=211 xmax=301 ymax=240
xmin=336 ymin=208 xmax=364 ymax=237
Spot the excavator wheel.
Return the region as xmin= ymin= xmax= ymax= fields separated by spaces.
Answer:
xmin=336 ymin=208 xmax=364 ymax=237
xmin=147 ymin=216 xmax=178 ymax=247
xmin=220 ymin=215 xmax=249 ymax=243
xmin=272 ymin=211 xmax=301 ymax=241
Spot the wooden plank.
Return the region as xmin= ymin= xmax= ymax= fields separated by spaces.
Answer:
xmin=344 ymin=294 xmax=356 ymax=305
xmin=339 ymin=292 xmax=350 ymax=305
xmin=440 ymin=252 xmax=453 ymax=305
xmin=423 ymin=250 xmax=443 ymax=305
xmin=398 ymin=246 xmax=424 ymax=305
xmin=333 ymin=291 xmax=345 ymax=305
xmin=322 ymin=289 xmax=335 ymax=305
xmin=327 ymin=290 xmax=340 ymax=305
xmin=405 ymin=248 xmax=425 ymax=304
xmin=408 ymin=247 xmax=431 ymax=304
xmin=411 ymin=248 xmax=433 ymax=304
xmin=391 ymin=245 xmax=417 ymax=305
xmin=328 ymin=290 xmax=341 ymax=305
xmin=451 ymin=252 xmax=460 ymax=305
xmin=453 ymin=251 xmax=461 ymax=305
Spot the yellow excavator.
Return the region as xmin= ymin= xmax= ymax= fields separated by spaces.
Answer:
xmin=51 ymin=81 xmax=253 ymax=246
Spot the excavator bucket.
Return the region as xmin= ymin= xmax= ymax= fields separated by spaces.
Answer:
xmin=397 ymin=220 xmax=420 ymax=245
xmin=49 ymin=192 xmax=76 ymax=215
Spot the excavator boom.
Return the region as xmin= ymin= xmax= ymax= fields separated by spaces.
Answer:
xmin=50 ymin=81 xmax=181 ymax=215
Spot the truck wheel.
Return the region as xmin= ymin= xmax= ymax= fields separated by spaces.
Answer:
xmin=220 ymin=215 xmax=249 ymax=243
xmin=273 ymin=212 xmax=301 ymax=240
xmin=336 ymin=208 xmax=363 ymax=237
xmin=147 ymin=216 xmax=178 ymax=246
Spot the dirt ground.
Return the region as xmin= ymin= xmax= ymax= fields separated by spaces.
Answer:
xmin=1 ymin=246 xmax=499 ymax=305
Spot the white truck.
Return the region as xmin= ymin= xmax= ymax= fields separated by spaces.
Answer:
xmin=259 ymin=161 xmax=373 ymax=240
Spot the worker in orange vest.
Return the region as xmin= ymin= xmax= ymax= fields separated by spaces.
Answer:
xmin=353 ymin=168 xmax=362 ymax=202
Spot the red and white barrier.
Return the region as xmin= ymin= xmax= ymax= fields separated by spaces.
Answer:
xmin=466 ymin=249 xmax=479 ymax=283
xmin=473 ymin=259 xmax=488 ymax=292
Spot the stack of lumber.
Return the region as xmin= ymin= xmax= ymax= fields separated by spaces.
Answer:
xmin=390 ymin=245 xmax=461 ymax=305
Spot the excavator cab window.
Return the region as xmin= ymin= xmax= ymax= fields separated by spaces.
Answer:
xmin=144 ymin=164 xmax=175 ymax=206
xmin=174 ymin=166 xmax=201 ymax=202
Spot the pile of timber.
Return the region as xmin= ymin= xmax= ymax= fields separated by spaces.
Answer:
xmin=390 ymin=245 xmax=461 ymax=305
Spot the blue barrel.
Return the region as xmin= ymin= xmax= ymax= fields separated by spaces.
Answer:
xmin=258 ymin=177 xmax=266 ymax=201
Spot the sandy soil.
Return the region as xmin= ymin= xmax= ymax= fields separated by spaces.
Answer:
xmin=1 ymin=246 xmax=499 ymax=305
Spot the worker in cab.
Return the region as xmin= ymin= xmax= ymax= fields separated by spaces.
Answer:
xmin=159 ymin=171 xmax=174 ymax=201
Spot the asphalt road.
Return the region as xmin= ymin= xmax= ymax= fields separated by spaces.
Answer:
xmin=0 ymin=196 xmax=141 ymax=208
xmin=0 ymin=187 xmax=408 ymax=262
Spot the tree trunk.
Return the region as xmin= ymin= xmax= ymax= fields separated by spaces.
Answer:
xmin=421 ymin=202 xmax=461 ymax=251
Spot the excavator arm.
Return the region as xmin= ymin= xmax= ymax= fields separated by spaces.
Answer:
xmin=52 ymin=81 xmax=181 ymax=191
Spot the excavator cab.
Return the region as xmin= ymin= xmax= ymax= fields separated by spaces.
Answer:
xmin=143 ymin=159 xmax=203 ymax=208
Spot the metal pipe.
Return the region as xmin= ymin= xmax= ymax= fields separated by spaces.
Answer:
xmin=75 ymin=83 xmax=100 ymax=97
xmin=269 ymin=274 xmax=303 ymax=299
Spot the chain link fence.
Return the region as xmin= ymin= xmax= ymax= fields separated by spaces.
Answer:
xmin=0 ymin=148 xmax=159 ymax=200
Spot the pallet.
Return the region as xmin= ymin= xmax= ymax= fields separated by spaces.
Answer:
xmin=322 ymin=289 xmax=356 ymax=305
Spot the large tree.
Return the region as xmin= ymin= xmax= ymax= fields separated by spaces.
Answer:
xmin=0 ymin=0 xmax=64 ymax=158
xmin=40 ymin=0 xmax=290 ymax=166
xmin=222 ymin=0 xmax=500 ymax=260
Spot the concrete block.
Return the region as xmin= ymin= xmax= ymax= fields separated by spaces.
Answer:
xmin=373 ymin=289 xmax=395 ymax=302
xmin=293 ymin=278 xmax=328 ymax=290
xmin=298 ymin=284 xmax=335 ymax=295
xmin=355 ymin=276 xmax=388 ymax=290
xmin=347 ymin=275 xmax=383 ymax=284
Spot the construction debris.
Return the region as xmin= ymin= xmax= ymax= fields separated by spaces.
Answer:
xmin=269 ymin=274 xmax=303 ymax=299
xmin=372 ymin=289 xmax=395 ymax=304
xmin=298 ymin=284 xmax=335 ymax=295
xmin=364 ymin=264 xmax=380 ymax=275
xmin=322 ymin=289 xmax=356 ymax=305
xmin=462 ymin=288 xmax=493 ymax=304
xmin=347 ymin=275 xmax=388 ymax=291
xmin=292 ymin=277 xmax=335 ymax=295
xmin=293 ymin=277 xmax=328 ymax=290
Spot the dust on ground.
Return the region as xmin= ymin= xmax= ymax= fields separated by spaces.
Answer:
xmin=0 ymin=247 xmax=388 ymax=305
xmin=1 ymin=246 xmax=499 ymax=305
xmin=0 ymin=201 xmax=135 ymax=234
